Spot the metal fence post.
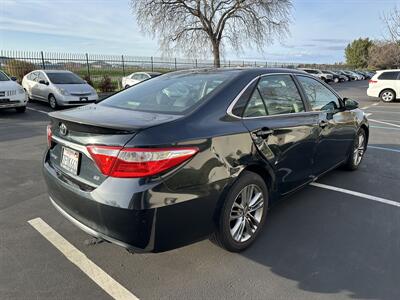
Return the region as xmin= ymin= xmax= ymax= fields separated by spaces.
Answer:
xmin=151 ymin=56 xmax=154 ymax=72
xmin=243 ymin=60 xmax=245 ymax=67
xmin=265 ymin=61 xmax=268 ymax=67
xmin=85 ymin=53 xmax=91 ymax=80
xmin=195 ymin=59 xmax=198 ymax=69
xmin=40 ymin=51 xmax=45 ymax=69
xmin=174 ymin=58 xmax=177 ymax=70
xmin=122 ymin=55 xmax=125 ymax=76
xmin=228 ymin=60 xmax=231 ymax=68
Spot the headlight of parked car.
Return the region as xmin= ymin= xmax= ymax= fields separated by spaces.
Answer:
xmin=57 ymin=87 xmax=69 ymax=96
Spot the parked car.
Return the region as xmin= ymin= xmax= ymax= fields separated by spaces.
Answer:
xmin=0 ymin=71 xmax=27 ymax=113
xmin=367 ymin=69 xmax=400 ymax=102
xmin=299 ymin=68 xmax=333 ymax=82
xmin=122 ymin=72 xmax=162 ymax=89
xmin=322 ymin=70 xmax=343 ymax=83
xmin=335 ymin=70 xmax=352 ymax=81
xmin=43 ymin=68 xmax=369 ymax=253
xmin=22 ymin=70 xmax=98 ymax=109
xmin=341 ymin=70 xmax=359 ymax=81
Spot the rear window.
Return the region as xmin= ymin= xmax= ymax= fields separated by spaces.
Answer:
xmin=378 ymin=72 xmax=400 ymax=80
xmin=101 ymin=72 xmax=236 ymax=114
xmin=46 ymin=72 xmax=85 ymax=84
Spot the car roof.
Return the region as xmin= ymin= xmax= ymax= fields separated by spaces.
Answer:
xmin=32 ymin=70 xmax=73 ymax=74
xmin=377 ymin=69 xmax=400 ymax=73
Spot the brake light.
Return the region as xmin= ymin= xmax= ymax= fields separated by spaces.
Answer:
xmin=369 ymin=80 xmax=377 ymax=84
xmin=47 ymin=124 xmax=52 ymax=148
xmin=87 ymin=146 xmax=199 ymax=178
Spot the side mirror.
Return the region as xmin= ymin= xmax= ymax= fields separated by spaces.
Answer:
xmin=344 ymin=98 xmax=359 ymax=110
xmin=39 ymin=80 xmax=49 ymax=85
xmin=11 ymin=76 xmax=17 ymax=81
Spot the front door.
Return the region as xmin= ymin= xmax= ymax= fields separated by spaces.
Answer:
xmin=242 ymin=74 xmax=319 ymax=195
xmin=295 ymin=75 xmax=357 ymax=176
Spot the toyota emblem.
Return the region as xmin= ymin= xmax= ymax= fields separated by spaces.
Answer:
xmin=59 ymin=123 xmax=68 ymax=136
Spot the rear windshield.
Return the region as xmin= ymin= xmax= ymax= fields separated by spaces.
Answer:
xmin=0 ymin=72 xmax=10 ymax=81
xmin=46 ymin=72 xmax=85 ymax=84
xmin=101 ymin=72 xmax=236 ymax=114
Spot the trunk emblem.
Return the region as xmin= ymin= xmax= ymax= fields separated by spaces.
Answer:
xmin=59 ymin=123 xmax=68 ymax=136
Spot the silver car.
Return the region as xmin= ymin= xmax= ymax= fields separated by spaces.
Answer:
xmin=22 ymin=70 xmax=98 ymax=109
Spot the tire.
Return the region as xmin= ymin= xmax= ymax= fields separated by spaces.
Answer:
xmin=380 ymin=89 xmax=396 ymax=103
xmin=49 ymin=95 xmax=59 ymax=110
xmin=211 ymin=171 xmax=268 ymax=252
xmin=125 ymin=85 xmax=130 ymax=89
xmin=15 ymin=106 xmax=26 ymax=113
xmin=334 ymin=78 xmax=339 ymax=83
xmin=343 ymin=128 xmax=367 ymax=171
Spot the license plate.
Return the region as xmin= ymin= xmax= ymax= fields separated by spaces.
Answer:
xmin=80 ymin=97 xmax=88 ymax=101
xmin=60 ymin=147 xmax=80 ymax=175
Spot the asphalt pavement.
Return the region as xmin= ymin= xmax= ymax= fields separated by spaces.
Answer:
xmin=1 ymin=80 xmax=399 ymax=300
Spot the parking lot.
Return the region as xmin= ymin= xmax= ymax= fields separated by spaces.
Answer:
xmin=1 ymin=80 xmax=399 ymax=300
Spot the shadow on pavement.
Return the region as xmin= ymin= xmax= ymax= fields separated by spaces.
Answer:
xmin=241 ymin=178 xmax=400 ymax=300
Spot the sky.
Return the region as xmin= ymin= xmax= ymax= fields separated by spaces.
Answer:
xmin=0 ymin=0 xmax=398 ymax=63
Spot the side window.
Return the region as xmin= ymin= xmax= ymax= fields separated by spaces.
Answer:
xmin=257 ymin=75 xmax=305 ymax=115
xmin=378 ymin=72 xmax=400 ymax=80
xmin=243 ymin=89 xmax=267 ymax=117
xmin=131 ymin=74 xmax=140 ymax=80
xmin=29 ymin=72 xmax=38 ymax=81
xmin=37 ymin=72 xmax=46 ymax=82
xmin=297 ymin=76 xmax=340 ymax=112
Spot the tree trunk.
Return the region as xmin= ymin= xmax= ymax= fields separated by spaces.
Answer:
xmin=212 ymin=40 xmax=221 ymax=68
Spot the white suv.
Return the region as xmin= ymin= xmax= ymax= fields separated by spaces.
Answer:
xmin=0 ymin=71 xmax=28 ymax=113
xmin=367 ymin=70 xmax=400 ymax=102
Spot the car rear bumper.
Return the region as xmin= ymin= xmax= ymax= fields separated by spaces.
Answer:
xmin=43 ymin=152 xmax=218 ymax=252
xmin=367 ymin=87 xmax=380 ymax=98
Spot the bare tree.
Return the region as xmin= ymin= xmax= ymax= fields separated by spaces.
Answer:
xmin=382 ymin=6 xmax=400 ymax=43
xmin=131 ymin=0 xmax=292 ymax=67
xmin=368 ymin=41 xmax=400 ymax=69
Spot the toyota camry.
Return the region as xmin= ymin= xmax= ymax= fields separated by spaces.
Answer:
xmin=43 ymin=68 xmax=369 ymax=252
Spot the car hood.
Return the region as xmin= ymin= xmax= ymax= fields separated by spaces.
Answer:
xmin=49 ymin=104 xmax=183 ymax=130
xmin=53 ymin=83 xmax=94 ymax=94
xmin=0 ymin=80 xmax=22 ymax=90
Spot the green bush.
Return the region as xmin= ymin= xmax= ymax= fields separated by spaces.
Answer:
xmin=4 ymin=59 xmax=36 ymax=82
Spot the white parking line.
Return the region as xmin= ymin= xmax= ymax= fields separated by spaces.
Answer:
xmin=310 ymin=183 xmax=400 ymax=208
xmin=369 ymin=119 xmax=400 ymax=128
xmin=28 ymin=218 xmax=139 ymax=300
xmin=369 ymin=146 xmax=400 ymax=153
xmin=366 ymin=110 xmax=400 ymax=114
xmin=27 ymin=107 xmax=49 ymax=115
xmin=370 ymin=126 xmax=400 ymax=131
xmin=361 ymin=102 xmax=379 ymax=110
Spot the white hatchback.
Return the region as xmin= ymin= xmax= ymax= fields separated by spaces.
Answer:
xmin=367 ymin=70 xmax=400 ymax=102
xmin=121 ymin=72 xmax=161 ymax=89
xmin=0 ymin=71 xmax=28 ymax=113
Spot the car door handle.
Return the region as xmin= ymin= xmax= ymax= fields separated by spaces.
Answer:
xmin=319 ymin=120 xmax=329 ymax=128
xmin=255 ymin=128 xmax=274 ymax=138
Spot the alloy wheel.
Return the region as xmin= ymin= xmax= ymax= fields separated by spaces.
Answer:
xmin=353 ymin=132 xmax=366 ymax=166
xmin=381 ymin=91 xmax=394 ymax=102
xmin=229 ymin=184 xmax=264 ymax=243
xmin=49 ymin=96 xmax=57 ymax=109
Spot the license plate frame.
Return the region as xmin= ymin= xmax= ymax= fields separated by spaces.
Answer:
xmin=60 ymin=147 xmax=80 ymax=175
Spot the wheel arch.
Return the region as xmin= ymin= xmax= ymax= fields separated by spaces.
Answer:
xmin=379 ymin=88 xmax=396 ymax=98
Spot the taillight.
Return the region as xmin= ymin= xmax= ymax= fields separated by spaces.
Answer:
xmin=47 ymin=124 xmax=52 ymax=148
xmin=87 ymin=145 xmax=199 ymax=178
xmin=369 ymin=80 xmax=377 ymax=84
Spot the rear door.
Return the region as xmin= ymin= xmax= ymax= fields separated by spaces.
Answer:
xmin=295 ymin=75 xmax=357 ymax=176
xmin=242 ymin=74 xmax=320 ymax=195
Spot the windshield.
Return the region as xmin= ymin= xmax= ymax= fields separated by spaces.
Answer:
xmin=46 ymin=72 xmax=85 ymax=84
xmin=101 ymin=71 xmax=236 ymax=114
xmin=0 ymin=71 xmax=10 ymax=81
